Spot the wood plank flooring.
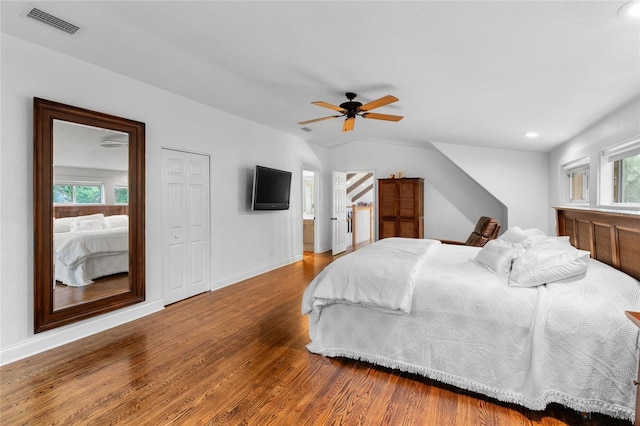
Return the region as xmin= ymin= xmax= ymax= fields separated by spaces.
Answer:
xmin=0 ymin=252 xmax=632 ymax=425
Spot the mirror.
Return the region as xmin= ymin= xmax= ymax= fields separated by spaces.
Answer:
xmin=34 ymin=98 xmax=145 ymax=333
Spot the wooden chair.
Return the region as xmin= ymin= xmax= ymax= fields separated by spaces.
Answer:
xmin=439 ymin=216 xmax=500 ymax=247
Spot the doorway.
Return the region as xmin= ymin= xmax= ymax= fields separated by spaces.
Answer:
xmin=302 ymin=169 xmax=319 ymax=253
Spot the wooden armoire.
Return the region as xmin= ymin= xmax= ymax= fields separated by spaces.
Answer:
xmin=378 ymin=178 xmax=424 ymax=239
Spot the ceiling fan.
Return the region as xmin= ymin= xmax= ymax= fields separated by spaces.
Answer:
xmin=298 ymin=92 xmax=403 ymax=132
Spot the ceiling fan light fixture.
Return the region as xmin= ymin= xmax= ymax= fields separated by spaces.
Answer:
xmin=299 ymin=92 xmax=403 ymax=132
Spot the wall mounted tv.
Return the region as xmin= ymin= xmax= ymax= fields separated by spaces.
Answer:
xmin=252 ymin=165 xmax=292 ymax=210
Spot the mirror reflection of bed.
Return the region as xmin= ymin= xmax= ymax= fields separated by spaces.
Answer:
xmin=53 ymin=205 xmax=130 ymax=311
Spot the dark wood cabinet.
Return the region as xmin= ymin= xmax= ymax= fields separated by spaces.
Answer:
xmin=378 ymin=178 xmax=424 ymax=239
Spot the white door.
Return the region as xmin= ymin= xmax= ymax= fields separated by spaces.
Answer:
xmin=161 ymin=149 xmax=211 ymax=305
xmin=331 ymin=171 xmax=347 ymax=255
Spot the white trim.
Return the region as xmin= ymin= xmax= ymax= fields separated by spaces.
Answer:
xmin=561 ymin=156 xmax=590 ymax=173
xmin=211 ymin=254 xmax=302 ymax=291
xmin=601 ymin=135 xmax=640 ymax=163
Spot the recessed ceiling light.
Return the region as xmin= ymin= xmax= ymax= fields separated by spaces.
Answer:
xmin=525 ymin=132 xmax=539 ymax=138
xmin=618 ymin=0 xmax=640 ymax=18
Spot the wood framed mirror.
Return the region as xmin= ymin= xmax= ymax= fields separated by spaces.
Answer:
xmin=34 ymin=98 xmax=145 ymax=333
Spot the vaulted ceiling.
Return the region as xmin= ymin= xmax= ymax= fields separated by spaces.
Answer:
xmin=2 ymin=1 xmax=639 ymax=152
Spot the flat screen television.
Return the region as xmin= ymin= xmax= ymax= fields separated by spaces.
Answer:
xmin=252 ymin=165 xmax=292 ymax=210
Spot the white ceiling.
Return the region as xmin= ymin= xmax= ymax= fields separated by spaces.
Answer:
xmin=2 ymin=1 xmax=639 ymax=152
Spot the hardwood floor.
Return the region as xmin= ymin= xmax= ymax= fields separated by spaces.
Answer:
xmin=1 ymin=252 xmax=632 ymax=425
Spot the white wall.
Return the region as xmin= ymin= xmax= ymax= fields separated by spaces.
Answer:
xmin=0 ymin=34 xmax=327 ymax=364
xmin=328 ymin=140 xmax=507 ymax=242
xmin=548 ymin=95 xmax=640 ymax=231
xmin=433 ymin=142 xmax=550 ymax=233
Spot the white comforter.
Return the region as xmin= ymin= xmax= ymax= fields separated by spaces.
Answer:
xmin=302 ymin=238 xmax=440 ymax=318
xmin=302 ymin=240 xmax=640 ymax=421
xmin=54 ymin=227 xmax=128 ymax=267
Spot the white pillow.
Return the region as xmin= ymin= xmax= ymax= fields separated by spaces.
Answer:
xmin=509 ymin=245 xmax=590 ymax=287
xmin=474 ymin=239 xmax=527 ymax=274
xmin=54 ymin=213 xmax=105 ymax=233
xmin=523 ymin=228 xmax=547 ymax=237
xmin=528 ymin=235 xmax=572 ymax=249
xmin=70 ymin=219 xmax=105 ymax=232
xmin=498 ymin=226 xmax=531 ymax=247
xmin=104 ymin=215 xmax=128 ymax=229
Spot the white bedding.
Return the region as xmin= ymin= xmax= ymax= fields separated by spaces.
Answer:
xmin=302 ymin=239 xmax=640 ymax=421
xmin=54 ymin=226 xmax=128 ymax=286
xmin=302 ymin=238 xmax=439 ymax=318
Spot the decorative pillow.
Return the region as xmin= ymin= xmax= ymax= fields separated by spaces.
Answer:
xmin=54 ymin=213 xmax=105 ymax=233
xmin=527 ymin=235 xmax=572 ymax=249
xmin=509 ymin=245 xmax=590 ymax=287
xmin=70 ymin=219 xmax=105 ymax=232
xmin=474 ymin=239 xmax=526 ymax=274
xmin=104 ymin=215 xmax=128 ymax=229
xmin=498 ymin=226 xmax=531 ymax=247
xmin=523 ymin=228 xmax=547 ymax=237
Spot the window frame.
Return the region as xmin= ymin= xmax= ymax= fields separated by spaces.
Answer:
xmin=113 ymin=184 xmax=129 ymax=205
xmin=599 ymin=136 xmax=640 ymax=207
xmin=562 ymin=157 xmax=590 ymax=205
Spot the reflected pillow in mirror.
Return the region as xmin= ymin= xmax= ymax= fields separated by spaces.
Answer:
xmin=104 ymin=215 xmax=128 ymax=229
xmin=70 ymin=219 xmax=106 ymax=232
xmin=54 ymin=213 xmax=105 ymax=233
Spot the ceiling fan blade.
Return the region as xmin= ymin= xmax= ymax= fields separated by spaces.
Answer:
xmin=298 ymin=115 xmax=341 ymax=125
xmin=361 ymin=112 xmax=404 ymax=122
xmin=342 ymin=117 xmax=355 ymax=132
xmin=359 ymin=95 xmax=399 ymax=112
xmin=311 ymin=101 xmax=347 ymax=113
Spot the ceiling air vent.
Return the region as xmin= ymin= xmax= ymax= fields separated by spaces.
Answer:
xmin=25 ymin=7 xmax=81 ymax=36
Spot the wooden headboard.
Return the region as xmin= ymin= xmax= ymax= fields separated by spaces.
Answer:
xmin=555 ymin=207 xmax=640 ymax=281
xmin=54 ymin=205 xmax=128 ymax=219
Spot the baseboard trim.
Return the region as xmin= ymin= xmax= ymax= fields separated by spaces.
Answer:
xmin=0 ymin=300 xmax=164 ymax=366
xmin=211 ymin=254 xmax=303 ymax=291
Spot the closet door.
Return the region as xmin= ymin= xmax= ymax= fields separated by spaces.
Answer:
xmin=161 ymin=149 xmax=211 ymax=305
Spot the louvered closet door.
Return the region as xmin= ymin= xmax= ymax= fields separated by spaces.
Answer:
xmin=397 ymin=179 xmax=420 ymax=238
xmin=378 ymin=179 xmax=398 ymax=239
xmin=162 ymin=149 xmax=211 ymax=305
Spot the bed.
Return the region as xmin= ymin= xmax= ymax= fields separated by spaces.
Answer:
xmin=302 ymin=207 xmax=640 ymax=422
xmin=53 ymin=205 xmax=129 ymax=287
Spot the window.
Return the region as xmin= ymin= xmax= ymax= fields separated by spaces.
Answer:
xmin=114 ymin=186 xmax=129 ymax=204
xmin=600 ymin=137 xmax=640 ymax=205
xmin=569 ymin=168 xmax=589 ymax=203
xmin=53 ymin=183 xmax=104 ymax=204
xmin=613 ymin=154 xmax=640 ymax=203
xmin=562 ymin=158 xmax=589 ymax=204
